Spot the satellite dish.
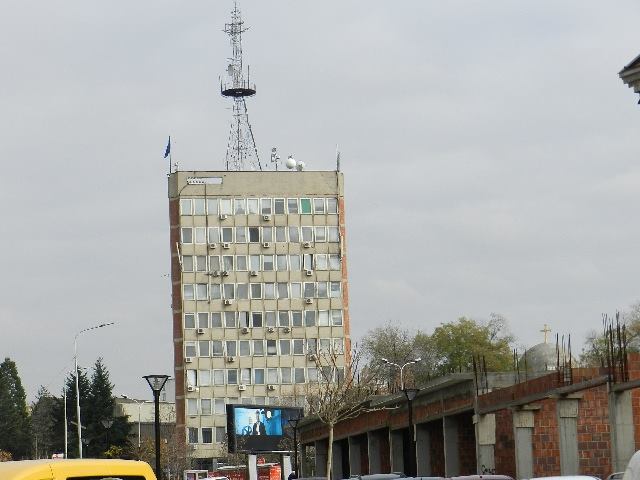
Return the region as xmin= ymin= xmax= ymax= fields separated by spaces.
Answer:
xmin=285 ymin=156 xmax=297 ymax=169
xmin=296 ymin=161 xmax=306 ymax=171
xmin=227 ymin=64 xmax=234 ymax=76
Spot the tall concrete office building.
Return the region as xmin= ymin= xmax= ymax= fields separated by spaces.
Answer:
xmin=168 ymin=170 xmax=350 ymax=466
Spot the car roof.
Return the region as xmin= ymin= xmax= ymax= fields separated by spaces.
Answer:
xmin=0 ymin=459 xmax=155 ymax=480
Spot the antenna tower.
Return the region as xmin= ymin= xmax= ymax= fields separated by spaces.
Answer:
xmin=221 ymin=3 xmax=262 ymax=171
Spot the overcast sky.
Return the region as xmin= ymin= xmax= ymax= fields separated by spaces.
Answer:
xmin=2 ymin=1 xmax=640 ymax=401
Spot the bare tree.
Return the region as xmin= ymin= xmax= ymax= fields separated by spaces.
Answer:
xmin=305 ymin=348 xmax=378 ymax=480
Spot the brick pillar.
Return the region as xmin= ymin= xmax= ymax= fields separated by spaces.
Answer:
xmin=474 ymin=413 xmax=496 ymax=474
xmin=513 ymin=409 xmax=534 ymax=479
xmin=558 ymin=398 xmax=579 ymax=475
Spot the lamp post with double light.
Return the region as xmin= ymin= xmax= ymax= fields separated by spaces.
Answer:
xmin=74 ymin=322 xmax=114 ymax=458
xmin=144 ymin=375 xmax=169 ymax=480
xmin=380 ymin=357 xmax=422 ymax=390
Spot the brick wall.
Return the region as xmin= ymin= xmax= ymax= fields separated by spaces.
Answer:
xmin=577 ymin=385 xmax=611 ymax=478
xmin=532 ymin=398 xmax=561 ymax=477
xmin=494 ymin=409 xmax=516 ymax=477
xmin=457 ymin=412 xmax=477 ymax=474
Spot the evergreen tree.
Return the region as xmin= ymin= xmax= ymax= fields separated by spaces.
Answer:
xmin=31 ymin=387 xmax=58 ymax=459
xmin=64 ymin=367 xmax=91 ymax=458
xmin=0 ymin=358 xmax=31 ymax=458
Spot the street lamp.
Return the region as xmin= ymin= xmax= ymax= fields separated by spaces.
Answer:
xmin=121 ymin=395 xmax=147 ymax=448
xmin=101 ymin=418 xmax=114 ymax=450
xmin=144 ymin=374 xmax=169 ymax=480
xmin=403 ymin=388 xmax=419 ymax=477
xmin=287 ymin=416 xmax=303 ymax=477
xmin=74 ymin=322 xmax=114 ymax=458
xmin=381 ymin=357 xmax=422 ymax=390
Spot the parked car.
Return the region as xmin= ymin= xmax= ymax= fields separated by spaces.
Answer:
xmin=0 ymin=458 xmax=156 ymax=480
xmin=607 ymin=473 xmax=624 ymax=480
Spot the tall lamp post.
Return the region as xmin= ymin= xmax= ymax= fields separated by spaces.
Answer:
xmin=403 ymin=388 xmax=419 ymax=477
xmin=287 ymin=416 xmax=302 ymax=477
xmin=144 ymin=374 xmax=169 ymax=480
xmin=381 ymin=357 xmax=422 ymax=390
xmin=121 ymin=395 xmax=147 ymax=449
xmin=74 ymin=322 xmax=114 ymax=458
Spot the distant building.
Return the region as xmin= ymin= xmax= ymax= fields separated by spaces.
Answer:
xmin=168 ymin=170 xmax=351 ymax=468
xmin=115 ymin=396 xmax=176 ymax=445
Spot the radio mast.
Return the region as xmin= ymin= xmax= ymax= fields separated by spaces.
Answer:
xmin=221 ymin=3 xmax=262 ymax=171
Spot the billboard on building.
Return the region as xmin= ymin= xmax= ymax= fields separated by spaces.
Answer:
xmin=226 ymin=404 xmax=303 ymax=453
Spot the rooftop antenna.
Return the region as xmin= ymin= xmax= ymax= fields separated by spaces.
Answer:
xmin=336 ymin=144 xmax=341 ymax=172
xmin=221 ymin=2 xmax=262 ymax=171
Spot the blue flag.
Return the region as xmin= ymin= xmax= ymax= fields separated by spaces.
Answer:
xmin=164 ymin=136 xmax=171 ymax=158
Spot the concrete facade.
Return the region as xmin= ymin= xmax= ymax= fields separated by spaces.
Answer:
xmin=168 ymin=170 xmax=350 ymax=464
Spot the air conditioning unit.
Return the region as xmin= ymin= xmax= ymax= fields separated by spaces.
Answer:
xmin=208 ymin=243 xmax=217 ymax=249
xmin=226 ymin=356 xmax=235 ymax=363
xmin=283 ymin=326 xmax=291 ymax=333
xmin=267 ymin=327 xmax=275 ymax=333
xmin=262 ymin=242 xmax=271 ymax=248
xmin=241 ymin=327 xmax=250 ymax=334
xmin=238 ymin=384 xmax=247 ymax=391
xmin=196 ymin=328 xmax=205 ymax=335
xmin=187 ymin=385 xmax=196 ymax=392
xmin=222 ymin=242 xmax=231 ymax=249
xmin=262 ymin=214 xmax=271 ymax=221
xmin=250 ymin=270 xmax=258 ymax=276
xmin=305 ymin=298 xmax=313 ymax=304
xmin=219 ymin=214 xmax=228 ymax=220
xmin=305 ymin=269 xmax=313 ymax=276
xmin=307 ymin=354 xmax=317 ymax=362
xmin=303 ymin=241 xmax=312 ymax=248
xmin=222 ymin=270 xmax=229 ymax=276
xmin=212 ymin=270 xmax=220 ymax=277
xmin=224 ymin=299 xmax=233 ymax=306
xmin=185 ymin=357 xmax=193 ymax=363
xmin=267 ymin=384 xmax=276 ymax=391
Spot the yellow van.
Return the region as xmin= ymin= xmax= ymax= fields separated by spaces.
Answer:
xmin=0 ymin=458 xmax=157 ymax=480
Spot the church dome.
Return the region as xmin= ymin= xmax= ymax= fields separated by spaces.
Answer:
xmin=521 ymin=342 xmax=560 ymax=372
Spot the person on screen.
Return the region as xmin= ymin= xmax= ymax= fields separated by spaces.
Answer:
xmin=263 ymin=409 xmax=277 ymax=435
xmin=252 ymin=410 xmax=266 ymax=435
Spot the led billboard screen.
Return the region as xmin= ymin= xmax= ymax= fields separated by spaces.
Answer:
xmin=226 ymin=404 xmax=303 ymax=453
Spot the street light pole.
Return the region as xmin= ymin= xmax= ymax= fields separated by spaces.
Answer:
xmin=144 ymin=375 xmax=170 ymax=480
xmin=287 ymin=417 xmax=302 ymax=477
xmin=121 ymin=395 xmax=146 ymax=449
xmin=74 ymin=322 xmax=114 ymax=458
xmin=381 ymin=357 xmax=422 ymax=390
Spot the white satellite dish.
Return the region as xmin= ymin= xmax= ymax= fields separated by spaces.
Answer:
xmin=296 ymin=161 xmax=306 ymax=171
xmin=285 ymin=156 xmax=297 ymax=169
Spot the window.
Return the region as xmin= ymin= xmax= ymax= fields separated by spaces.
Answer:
xmin=208 ymin=227 xmax=220 ymax=244
xmin=327 ymin=198 xmax=338 ymax=214
xmin=214 ymin=398 xmax=225 ymax=414
xmin=226 ymin=340 xmax=237 ymax=357
xmin=265 ymin=311 xmax=276 ymax=327
xmin=221 ymin=227 xmax=233 ymax=243
xmin=254 ymin=368 xmax=265 ymax=384
xmin=330 ymin=282 xmax=341 ymax=298
xmin=197 ymin=312 xmax=209 ymax=328
xmin=195 ymin=227 xmax=206 ymax=244
xmin=212 ymin=341 xmax=224 ymax=357
xmin=329 ymin=254 xmax=341 ymax=270
xmin=235 ymin=226 xmax=247 ymax=243
xmin=196 ymin=284 xmax=208 ymax=300
xmin=315 ymin=254 xmax=327 ymax=271
xmin=273 ymin=198 xmax=285 ymax=214
xmin=290 ymin=255 xmax=301 ymax=271
xmin=300 ymin=198 xmax=312 ymax=214
xmin=222 ymin=255 xmax=234 ymax=271
xmin=317 ymin=282 xmax=328 ymax=298
xmin=277 ymin=283 xmax=289 ymax=299
xmin=333 ymin=338 xmax=344 ymax=354
xmin=181 ymin=228 xmax=193 ymax=244
xmin=225 ymin=311 xmax=236 ymax=328
xmin=318 ymin=310 xmax=330 ymax=326
xmin=319 ymin=339 xmax=331 ymax=353
xmin=250 ymin=255 xmax=261 ymax=271
xmin=249 ymin=227 xmax=260 ymax=243
xmin=308 ymin=367 xmax=319 ymax=382
xmin=227 ymin=369 xmax=238 ymax=385
xmin=220 ymin=199 xmax=232 ymax=215
xmin=304 ymin=282 xmax=315 ymax=298
xmin=313 ymin=198 xmax=325 ymax=214
xmin=291 ymin=311 xmax=303 ymax=327
xmin=201 ymin=398 xmax=212 ymax=414
xmin=303 ymin=254 xmax=313 ymax=271
xmin=207 ymin=198 xmax=218 ymax=215
xmin=294 ymin=368 xmax=306 ymax=383
xmin=301 ymin=226 xmax=313 ymax=243
xmin=216 ymin=426 xmax=226 ymax=443
xmin=267 ymin=368 xmax=279 ymax=384
xmin=195 ymin=256 xmax=207 ymax=272
xmin=250 ymin=283 xmax=263 ymax=299
xmin=287 ymin=198 xmax=299 ymax=214
xmin=332 ymin=309 xmax=343 ymax=326
xmin=209 ymin=284 xmax=221 ymax=300
xmin=199 ymin=369 xmax=211 ymax=386
xmin=262 ymin=227 xmax=273 ymax=243
xmin=307 ymin=338 xmax=318 ymax=354
xmin=210 ymin=256 xmax=221 ymax=272
xmin=290 ymin=283 xmax=302 ymax=299
xmin=261 ymin=198 xmax=272 ymax=215
xmin=238 ymin=311 xmax=250 ymax=328
xmin=213 ymin=370 xmax=225 ymax=385
xmin=234 ymin=198 xmax=246 ymax=215
xmin=236 ymin=255 xmax=248 ymax=271
xmin=222 ymin=282 xmax=234 ymax=300
xmin=292 ymin=339 xmax=304 ymax=355
xmin=275 ymin=226 xmax=287 ymax=242
xmin=276 ymin=255 xmax=288 ymax=271
xmin=188 ymin=427 xmax=198 ymax=444
xmin=328 ymin=227 xmax=340 ymax=243
xmin=314 ymin=226 xmax=326 ymax=242
xmin=183 ymin=284 xmax=194 ymax=300
xmin=182 ymin=256 xmax=194 ymax=272
xmin=184 ymin=313 xmax=195 ymax=329
xmin=180 ymin=199 xmax=192 ymax=215
xmin=211 ymin=312 xmax=222 ymax=328
xmin=263 ymin=255 xmax=274 ymax=271
xmin=253 ymin=340 xmax=265 ymax=356
xmin=281 ymin=367 xmax=292 ymax=384
xmin=241 ymin=368 xmax=251 ymax=385
xmin=278 ymin=311 xmax=290 ymax=326
xmin=279 ymin=339 xmax=291 ymax=355
xmin=304 ymin=310 xmax=316 ymax=327
xmin=267 ymin=340 xmax=277 ymax=356
xmin=239 ymin=340 xmax=251 ymax=356
xmin=194 ymin=199 xmax=206 ymax=215
xmin=198 ymin=340 xmax=210 ymax=357
xmin=186 ymin=369 xmax=197 ymax=386
xmin=288 ymin=226 xmax=300 ymax=243
xmin=264 ymin=283 xmax=276 ymax=299
xmin=252 ymin=312 xmax=263 ymax=328
xmin=247 ymin=198 xmax=259 ymax=214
